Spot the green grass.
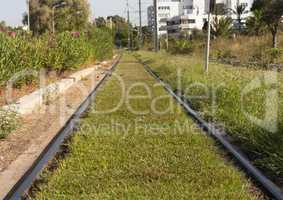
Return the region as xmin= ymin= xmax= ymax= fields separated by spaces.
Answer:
xmin=33 ymin=54 xmax=260 ymax=199
xmin=136 ymin=51 xmax=283 ymax=185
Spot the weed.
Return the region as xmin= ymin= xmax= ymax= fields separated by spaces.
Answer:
xmin=33 ymin=54 xmax=259 ymax=199
xmin=137 ymin=51 xmax=283 ymax=185
xmin=0 ymin=109 xmax=19 ymax=139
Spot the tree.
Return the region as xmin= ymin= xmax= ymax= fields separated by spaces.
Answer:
xmin=211 ymin=16 xmax=233 ymax=38
xmin=246 ymin=9 xmax=267 ymax=36
xmin=109 ymin=15 xmax=130 ymax=47
xmin=55 ymin=0 xmax=90 ymax=32
xmin=95 ymin=17 xmax=106 ymax=28
xmin=0 ymin=21 xmax=13 ymax=33
xmin=0 ymin=21 xmax=7 ymax=32
xmin=227 ymin=3 xmax=249 ymax=33
xmin=23 ymin=0 xmax=90 ymax=34
xmin=252 ymin=0 xmax=283 ymax=48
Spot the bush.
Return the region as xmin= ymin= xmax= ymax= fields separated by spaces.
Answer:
xmin=211 ymin=35 xmax=283 ymax=68
xmin=0 ymin=109 xmax=19 ymax=139
xmin=0 ymin=33 xmax=40 ymax=86
xmin=251 ymin=47 xmax=283 ymax=68
xmin=88 ymin=28 xmax=114 ymax=61
xmin=215 ymin=49 xmax=234 ymax=60
xmin=0 ymin=29 xmax=114 ymax=138
xmin=168 ymin=39 xmax=195 ymax=54
xmin=45 ymin=33 xmax=92 ymax=73
xmin=0 ymin=29 xmax=114 ymax=87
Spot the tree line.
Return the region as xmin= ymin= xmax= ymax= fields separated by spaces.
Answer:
xmin=23 ymin=0 xmax=90 ymax=35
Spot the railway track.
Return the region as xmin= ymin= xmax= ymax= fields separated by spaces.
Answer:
xmin=4 ymin=53 xmax=283 ymax=199
xmin=3 ymin=55 xmax=121 ymax=200
xmin=136 ymin=57 xmax=283 ymax=200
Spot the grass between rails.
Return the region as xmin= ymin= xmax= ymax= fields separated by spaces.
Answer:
xmin=33 ymin=54 xmax=260 ymax=200
xmin=136 ymin=51 xmax=283 ymax=186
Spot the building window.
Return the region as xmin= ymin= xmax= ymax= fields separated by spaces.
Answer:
xmin=158 ymin=6 xmax=170 ymax=10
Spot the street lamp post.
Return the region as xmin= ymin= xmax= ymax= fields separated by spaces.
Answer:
xmin=52 ymin=2 xmax=67 ymax=34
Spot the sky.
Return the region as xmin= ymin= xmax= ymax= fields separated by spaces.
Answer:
xmin=0 ymin=0 xmax=152 ymax=27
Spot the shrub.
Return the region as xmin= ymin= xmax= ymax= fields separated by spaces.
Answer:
xmin=0 ymin=33 xmax=42 ymax=87
xmin=215 ymin=49 xmax=234 ymax=60
xmin=47 ymin=32 xmax=92 ymax=73
xmin=211 ymin=35 xmax=283 ymax=68
xmin=0 ymin=109 xmax=19 ymax=139
xmin=87 ymin=28 xmax=114 ymax=61
xmin=168 ymin=39 xmax=195 ymax=55
xmin=0 ymin=29 xmax=114 ymax=87
xmin=0 ymin=29 xmax=114 ymax=138
xmin=251 ymin=47 xmax=283 ymax=68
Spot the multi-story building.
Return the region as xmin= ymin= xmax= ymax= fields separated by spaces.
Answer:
xmin=181 ymin=0 xmax=208 ymax=30
xmin=148 ymin=0 xmax=254 ymax=38
xmin=147 ymin=6 xmax=155 ymax=33
xmin=147 ymin=0 xmax=183 ymax=36
xmin=166 ymin=0 xmax=254 ymax=37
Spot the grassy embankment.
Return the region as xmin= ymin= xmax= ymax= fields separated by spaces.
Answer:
xmin=160 ymin=33 xmax=283 ymax=69
xmin=211 ymin=34 xmax=283 ymax=68
xmin=136 ymin=50 xmax=283 ymax=186
xmin=33 ymin=54 xmax=260 ymax=199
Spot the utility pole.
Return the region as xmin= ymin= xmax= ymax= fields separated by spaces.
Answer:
xmin=153 ymin=0 xmax=159 ymax=52
xmin=52 ymin=2 xmax=67 ymax=34
xmin=127 ymin=0 xmax=131 ymax=50
xmin=205 ymin=11 xmax=211 ymax=73
xmin=205 ymin=0 xmax=214 ymax=73
xmin=52 ymin=7 xmax=56 ymax=34
xmin=166 ymin=32 xmax=169 ymax=50
xmin=138 ymin=0 xmax=143 ymax=48
xmin=27 ymin=0 xmax=30 ymax=32
xmin=93 ymin=9 xmax=97 ymax=27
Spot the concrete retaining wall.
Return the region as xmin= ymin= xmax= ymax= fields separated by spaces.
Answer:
xmin=2 ymin=66 xmax=100 ymax=115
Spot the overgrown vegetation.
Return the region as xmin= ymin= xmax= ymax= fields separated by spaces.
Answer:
xmin=211 ymin=34 xmax=283 ymax=68
xmin=0 ymin=28 xmax=114 ymax=87
xmin=0 ymin=0 xmax=116 ymax=139
xmin=137 ymin=51 xmax=283 ymax=186
xmin=161 ymin=32 xmax=283 ymax=69
xmin=33 ymin=54 xmax=259 ymax=199
xmin=157 ymin=0 xmax=283 ymax=69
xmin=0 ymin=109 xmax=19 ymax=139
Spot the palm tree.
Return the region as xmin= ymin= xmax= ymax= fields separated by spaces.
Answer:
xmin=211 ymin=16 xmax=233 ymax=38
xmin=227 ymin=2 xmax=249 ymax=33
xmin=246 ymin=9 xmax=267 ymax=36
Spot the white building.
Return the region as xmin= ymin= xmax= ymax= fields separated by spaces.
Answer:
xmin=166 ymin=0 xmax=254 ymax=37
xmin=148 ymin=0 xmax=254 ymax=37
xmin=180 ymin=0 xmax=209 ymax=30
xmin=147 ymin=0 xmax=183 ymax=36
xmin=147 ymin=6 xmax=155 ymax=32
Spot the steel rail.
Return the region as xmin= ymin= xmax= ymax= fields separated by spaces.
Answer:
xmin=138 ymin=59 xmax=283 ymax=200
xmin=4 ymin=55 xmax=122 ymax=200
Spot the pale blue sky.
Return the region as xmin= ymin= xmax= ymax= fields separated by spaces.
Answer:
xmin=0 ymin=0 xmax=152 ymax=27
